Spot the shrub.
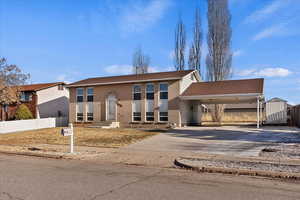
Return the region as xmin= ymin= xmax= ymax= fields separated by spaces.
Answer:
xmin=15 ymin=104 xmax=34 ymax=120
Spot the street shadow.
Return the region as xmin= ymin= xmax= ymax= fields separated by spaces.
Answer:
xmin=165 ymin=127 xmax=300 ymax=144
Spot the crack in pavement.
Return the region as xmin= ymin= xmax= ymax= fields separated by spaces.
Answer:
xmin=88 ymin=170 xmax=162 ymax=200
xmin=0 ymin=192 xmax=24 ymax=200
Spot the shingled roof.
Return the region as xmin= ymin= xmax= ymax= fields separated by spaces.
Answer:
xmin=68 ymin=70 xmax=195 ymax=87
xmin=181 ymin=78 xmax=264 ymax=97
xmin=17 ymin=82 xmax=65 ymax=92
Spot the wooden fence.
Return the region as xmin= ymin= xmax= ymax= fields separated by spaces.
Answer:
xmin=289 ymin=105 xmax=300 ymax=128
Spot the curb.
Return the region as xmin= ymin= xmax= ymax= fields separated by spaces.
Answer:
xmin=0 ymin=150 xmax=64 ymax=159
xmin=174 ymin=158 xmax=300 ymax=180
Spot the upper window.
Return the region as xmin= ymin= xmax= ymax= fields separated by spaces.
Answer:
xmin=76 ymin=88 xmax=84 ymax=102
xmin=159 ymin=83 xmax=168 ymax=99
xmin=87 ymin=88 xmax=94 ymax=102
xmin=20 ymin=92 xmax=32 ymax=102
xmin=133 ymin=85 xmax=141 ymax=100
xmin=58 ymin=84 xmax=64 ymax=90
xmin=146 ymin=84 xmax=154 ymax=100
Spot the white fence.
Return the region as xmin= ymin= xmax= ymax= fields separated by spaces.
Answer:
xmin=0 ymin=118 xmax=57 ymax=134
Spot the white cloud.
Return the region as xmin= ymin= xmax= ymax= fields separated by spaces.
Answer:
xmin=252 ymin=23 xmax=288 ymax=41
xmin=104 ymin=64 xmax=132 ymax=75
xmin=244 ymin=0 xmax=289 ymax=24
xmin=120 ymin=0 xmax=171 ymax=34
xmin=238 ymin=67 xmax=292 ymax=78
xmin=233 ymin=50 xmax=243 ymax=57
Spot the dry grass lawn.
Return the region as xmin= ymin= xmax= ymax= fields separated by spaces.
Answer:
xmin=0 ymin=128 xmax=159 ymax=148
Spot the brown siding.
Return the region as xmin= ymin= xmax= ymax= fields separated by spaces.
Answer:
xmin=69 ymin=80 xmax=181 ymax=127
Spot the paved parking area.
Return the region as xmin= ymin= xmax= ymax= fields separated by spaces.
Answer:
xmin=124 ymin=126 xmax=300 ymax=157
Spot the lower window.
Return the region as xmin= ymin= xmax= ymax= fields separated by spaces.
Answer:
xmin=87 ymin=113 xmax=93 ymax=121
xmin=159 ymin=112 xmax=168 ymax=122
xmin=77 ymin=113 xmax=83 ymax=121
xmin=133 ymin=112 xmax=141 ymax=121
xmin=146 ymin=112 xmax=154 ymax=121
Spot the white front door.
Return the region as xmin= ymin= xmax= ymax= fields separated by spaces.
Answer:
xmin=107 ymin=95 xmax=117 ymax=121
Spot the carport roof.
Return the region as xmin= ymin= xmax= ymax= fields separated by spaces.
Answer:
xmin=181 ymin=78 xmax=264 ymax=104
xmin=182 ymin=78 xmax=264 ymax=96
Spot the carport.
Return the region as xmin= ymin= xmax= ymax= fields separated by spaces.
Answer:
xmin=180 ymin=78 xmax=264 ymax=128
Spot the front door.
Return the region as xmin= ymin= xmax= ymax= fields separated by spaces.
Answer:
xmin=107 ymin=95 xmax=116 ymax=121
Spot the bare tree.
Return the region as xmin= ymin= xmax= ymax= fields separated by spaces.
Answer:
xmin=188 ymin=7 xmax=202 ymax=74
xmin=206 ymin=0 xmax=232 ymax=122
xmin=0 ymin=58 xmax=30 ymax=105
xmin=132 ymin=47 xmax=150 ymax=74
xmin=174 ymin=15 xmax=186 ymax=71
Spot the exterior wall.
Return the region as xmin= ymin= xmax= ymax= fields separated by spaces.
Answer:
xmin=202 ymin=110 xmax=258 ymax=122
xmin=179 ymin=100 xmax=202 ymax=126
xmin=179 ymin=72 xmax=198 ymax=94
xmin=69 ymin=80 xmax=181 ymax=127
xmin=36 ymin=85 xmax=69 ymax=119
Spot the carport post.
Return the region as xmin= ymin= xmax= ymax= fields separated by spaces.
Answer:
xmin=257 ymin=96 xmax=260 ymax=129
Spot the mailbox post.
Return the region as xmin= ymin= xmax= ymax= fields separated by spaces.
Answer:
xmin=70 ymin=123 xmax=74 ymax=153
xmin=61 ymin=123 xmax=74 ymax=154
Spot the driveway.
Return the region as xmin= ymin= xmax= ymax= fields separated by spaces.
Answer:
xmin=124 ymin=126 xmax=300 ymax=157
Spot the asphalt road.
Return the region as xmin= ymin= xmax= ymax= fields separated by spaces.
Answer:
xmin=0 ymin=154 xmax=299 ymax=200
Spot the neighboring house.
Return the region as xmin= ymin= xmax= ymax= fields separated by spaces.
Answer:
xmin=67 ymin=70 xmax=264 ymax=128
xmin=0 ymin=82 xmax=69 ymax=121
xmin=265 ymin=97 xmax=290 ymax=125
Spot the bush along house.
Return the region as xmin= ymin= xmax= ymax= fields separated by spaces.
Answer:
xmin=0 ymin=82 xmax=69 ymax=121
xmin=67 ymin=70 xmax=264 ymax=128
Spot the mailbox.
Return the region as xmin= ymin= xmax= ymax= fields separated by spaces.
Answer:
xmin=61 ymin=128 xmax=73 ymax=136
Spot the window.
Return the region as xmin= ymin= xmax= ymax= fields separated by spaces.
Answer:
xmin=146 ymin=84 xmax=154 ymax=121
xmin=159 ymin=112 xmax=168 ymax=122
xmin=159 ymin=83 xmax=168 ymax=99
xmin=20 ymin=92 xmax=32 ymax=102
xmin=76 ymin=88 xmax=84 ymax=102
xmin=58 ymin=84 xmax=64 ymax=90
xmin=133 ymin=85 xmax=141 ymax=100
xmin=76 ymin=103 xmax=83 ymax=121
xmin=87 ymin=88 xmax=94 ymax=102
xmin=159 ymin=83 xmax=168 ymax=122
xmin=132 ymin=85 xmax=141 ymax=121
xmin=87 ymin=102 xmax=93 ymax=121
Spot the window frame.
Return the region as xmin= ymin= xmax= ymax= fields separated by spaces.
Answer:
xmin=132 ymin=85 xmax=142 ymax=122
xmin=76 ymin=88 xmax=84 ymax=103
xmin=76 ymin=102 xmax=84 ymax=122
xmin=86 ymin=87 xmax=94 ymax=102
xmin=145 ymin=83 xmax=154 ymax=122
xmin=158 ymin=83 xmax=168 ymax=123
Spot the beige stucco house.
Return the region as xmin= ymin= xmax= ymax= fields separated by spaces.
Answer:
xmin=67 ymin=70 xmax=264 ymax=128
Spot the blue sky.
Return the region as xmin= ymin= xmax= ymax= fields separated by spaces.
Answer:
xmin=0 ymin=0 xmax=300 ymax=104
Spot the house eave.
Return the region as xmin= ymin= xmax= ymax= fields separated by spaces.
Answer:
xmin=67 ymin=77 xmax=182 ymax=88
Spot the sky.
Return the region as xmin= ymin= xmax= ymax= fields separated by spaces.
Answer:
xmin=0 ymin=0 xmax=300 ymax=104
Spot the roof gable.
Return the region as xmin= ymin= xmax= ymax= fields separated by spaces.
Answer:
xmin=17 ymin=82 xmax=64 ymax=92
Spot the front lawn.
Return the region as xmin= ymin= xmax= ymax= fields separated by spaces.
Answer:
xmin=0 ymin=128 xmax=159 ymax=148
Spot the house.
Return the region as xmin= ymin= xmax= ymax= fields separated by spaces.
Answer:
xmin=0 ymin=82 xmax=69 ymax=121
xmin=67 ymin=70 xmax=264 ymax=128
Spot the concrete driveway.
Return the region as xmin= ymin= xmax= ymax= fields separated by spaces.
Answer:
xmin=124 ymin=126 xmax=300 ymax=157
